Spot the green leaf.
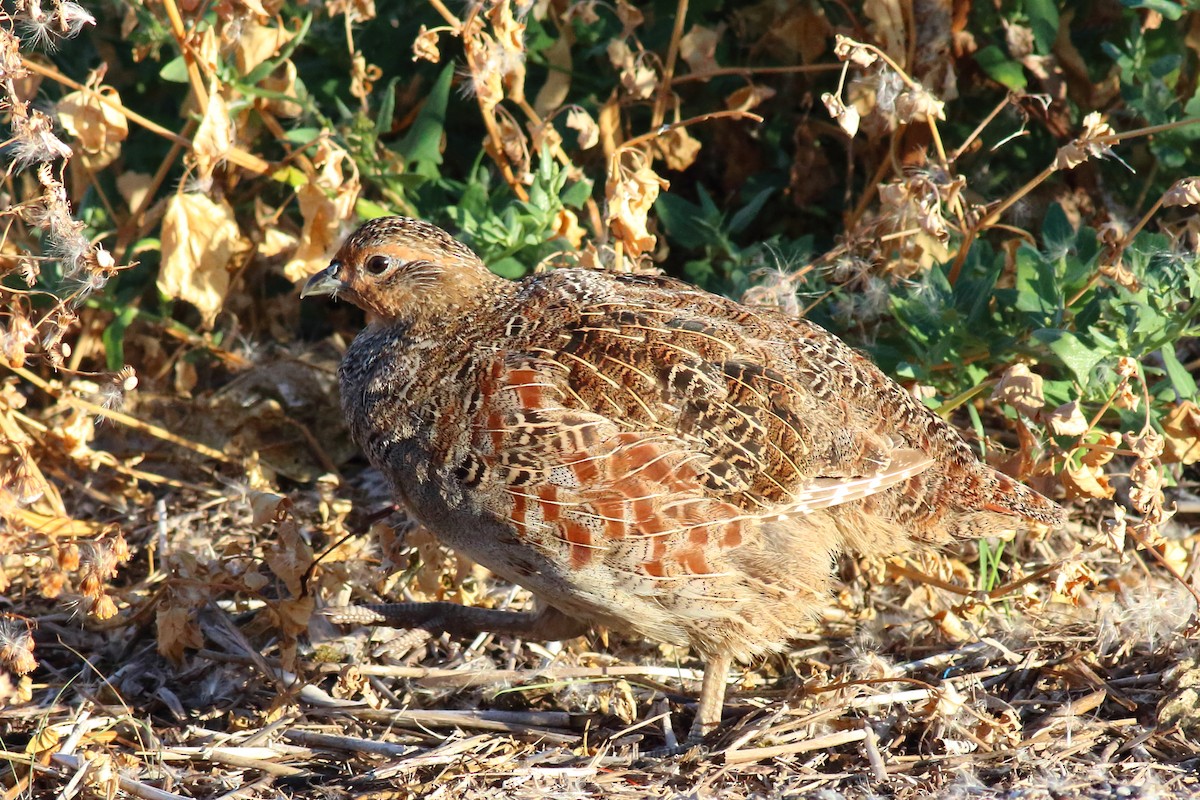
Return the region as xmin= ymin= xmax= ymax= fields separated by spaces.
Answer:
xmin=560 ymin=178 xmax=593 ymax=208
xmin=355 ymin=198 xmax=391 ymax=220
xmin=975 ymin=45 xmax=1027 ymax=90
xmin=1120 ymin=0 xmax=1183 ymax=22
xmin=1014 ymin=245 xmax=1061 ymax=318
xmin=728 ymin=187 xmax=775 ymax=235
xmin=399 ymin=64 xmax=454 ymax=168
xmin=159 ymin=56 xmax=190 ymax=83
xmin=1041 ymin=203 xmax=1075 ymax=258
xmin=655 ymin=194 xmax=709 ymax=245
xmin=375 ymin=77 xmax=401 ymax=137
xmin=283 ymin=128 xmax=322 ymax=146
xmin=489 ymin=256 xmax=526 ymax=279
xmin=1160 ymin=345 xmax=1197 ymax=400
xmin=102 ymin=306 xmax=139 ymax=372
xmin=1031 ymin=329 xmax=1106 ymax=385
xmin=1026 ymin=0 xmax=1060 ymax=53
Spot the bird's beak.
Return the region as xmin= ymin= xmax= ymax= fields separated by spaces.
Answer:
xmin=300 ymin=261 xmax=344 ymax=299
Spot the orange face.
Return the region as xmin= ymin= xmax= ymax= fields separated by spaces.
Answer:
xmin=300 ymin=216 xmax=501 ymax=324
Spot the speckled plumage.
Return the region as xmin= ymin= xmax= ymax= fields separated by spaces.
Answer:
xmin=303 ymin=216 xmax=1064 ymax=742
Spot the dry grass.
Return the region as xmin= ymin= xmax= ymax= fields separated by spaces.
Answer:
xmin=3 ymin=367 xmax=1198 ymax=797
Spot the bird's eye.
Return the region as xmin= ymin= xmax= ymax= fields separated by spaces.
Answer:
xmin=365 ymin=254 xmax=391 ymax=275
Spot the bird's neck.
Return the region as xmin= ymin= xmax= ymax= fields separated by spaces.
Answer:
xmin=388 ymin=266 xmax=512 ymax=334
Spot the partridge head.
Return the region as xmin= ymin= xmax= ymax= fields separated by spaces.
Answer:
xmin=303 ymin=216 xmax=1064 ymax=746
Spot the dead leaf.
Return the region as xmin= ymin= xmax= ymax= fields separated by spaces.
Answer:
xmin=283 ymin=141 xmax=361 ymax=283
xmin=822 ymin=91 xmax=860 ymax=137
xmin=488 ymin=1 xmax=527 ymax=104
xmin=991 ymin=363 xmax=1045 ymax=418
xmin=726 ymin=84 xmax=776 ymax=113
xmin=261 ymin=60 xmax=303 ymax=118
xmin=231 ymin=19 xmax=295 ymax=74
xmin=57 ymin=85 xmax=128 ymax=170
xmin=1054 ymin=112 xmax=1117 ymax=171
xmin=679 ymin=24 xmax=721 ymax=76
xmin=264 ymin=506 xmax=312 ymax=597
xmin=158 ymin=193 xmax=247 ymax=328
xmin=249 ymin=491 xmax=288 ymax=526
xmin=1163 ymin=401 xmax=1200 ymax=464
xmin=193 ymin=87 xmax=234 ymax=183
xmin=1125 ymin=427 xmax=1164 ymax=460
xmin=608 ymin=39 xmax=656 ymax=99
xmin=653 ymin=126 xmax=701 ymax=171
xmin=412 ymin=24 xmax=441 ymax=63
xmin=863 ymin=0 xmax=906 ymax=64
xmin=1052 ymin=558 xmax=1098 ymax=604
xmin=614 ymin=0 xmax=643 ymax=36
xmin=606 ymin=152 xmax=669 ymax=263
xmin=1047 ymin=400 xmax=1089 ymax=436
xmin=157 ymin=605 xmax=204 ymax=664
xmin=566 ymin=107 xmax=599 ymax=150
xmin=554 ymin=208 xmax=586 ymax=249
xmin=1080 ymin=431 xmax=1120 ymax=467
xmin=116 ymin=171 xmax=152 ymax=212
xmin=1060 ymin=462 xmax=1113 ymax=500
xmin=1164 ymin=177 xmax=1200 ymax=207
xmin=598 ymin=97 xmax=622 ymax=156
xmin=534 ymin=35 xmax=572 ymax=116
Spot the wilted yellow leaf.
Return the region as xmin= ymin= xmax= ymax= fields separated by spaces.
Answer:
xmin=726 ymin=84 xmax=776 ymax=113
xmin=679 ymin=24 xmax=720 ymax=75
xmin=413 ymin=24 xmax=441 ymax=63
xmin=554 ymin=208 xmax=586 ymax=249
xmin=1060 ymin=462 xmax=1113 ymax=500
xmin=534 ymin=36 xmax=571 ymax=116
xmin=260 ymin=60 xmax=303 ymax=118
xmin=156 ymin=605 xmax=204 ymax=664
xmin=566 ymin=107 xmax=599 ymax=150
xmin=606 ymin=152 xmax=669 ymax=262
xmin=193 ymin=87 xmax=233 ymax=183
xmin=265 ymin=514 xmax=313 ymax=597
xmin=1080 ymin=431 xmax=1120 ymax=467
xmin=116 ymin=171 xmax=152 ymax=212
xmin=608 ymin=39 xmax=656 ymax=99
xmin=1047 ymin=400 xmax=1089 ymax=436
xmin=1164 ymin=177 xmax=1200 ymax=207
xmin=158 ymin=193 xmax=246 ymax=328
xmin=654 ymin=126 xmax=701 ymax=171
xmin=57 ymin=85 xmax=128 ymax=170
xmin=1163 ymin=400 xmax=1200 ymax=464
xmin=990 ymin=363 xmax=1045 ymax=418
xmin=232 ymin=19 xmax=295 ymax=74
xmin=284 ymin=142 xmax=361 ymax=283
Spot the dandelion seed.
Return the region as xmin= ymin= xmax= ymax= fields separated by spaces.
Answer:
xmin=870 ymin=71 xmax=905 ymax=116
xmin=53 ymin=1 xmax=96 ymax=39
xmin=0 ymin=619 xmax=36 ymax=675
xmin=97 ymin=380 xmax=124 ymax=410
xmin=18 ymin=0 xmax=57 ymax=50
xmin=859 ymin=276 xmax=891 ymax=319
xmin=65 ymin=267 xmax=107 ymax=304
xmin=7 ymin=108 xmax=72 ymax=168
xmin=0 ymin=28 xmax=26 ymax=82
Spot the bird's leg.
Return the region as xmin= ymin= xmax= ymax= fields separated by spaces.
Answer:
xmin=688 ymin=650 xmax=732 ymax=744
xmin=324 ymin=601 xmax=589 ymax=641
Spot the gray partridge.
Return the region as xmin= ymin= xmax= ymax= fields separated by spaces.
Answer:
xmin=301 ymin=216 xmax=1064 ymax=744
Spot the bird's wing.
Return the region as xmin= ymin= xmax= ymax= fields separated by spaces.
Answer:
xmin=458 ymin=291 xmax=934 ymax=574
